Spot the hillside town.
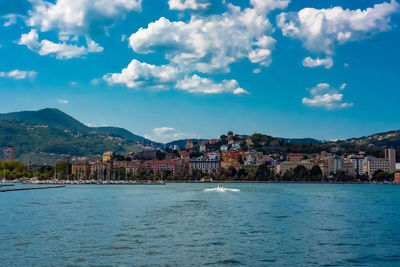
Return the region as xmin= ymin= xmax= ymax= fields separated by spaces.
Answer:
xmin=2 ymin=131 xmax=399 ymax=184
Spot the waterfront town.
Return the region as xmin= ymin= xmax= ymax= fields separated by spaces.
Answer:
xmin=1 ymin=132 xmax=400 ymax=184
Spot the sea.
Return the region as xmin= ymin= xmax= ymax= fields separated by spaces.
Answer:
xmin=1 ymin=183 xmax=400 ymax=266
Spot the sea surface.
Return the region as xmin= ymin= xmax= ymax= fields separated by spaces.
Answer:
xmin=1 ymin=183 xmax=400 ymax=266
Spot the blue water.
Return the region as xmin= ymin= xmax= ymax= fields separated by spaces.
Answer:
xmin=1 ymin=183 xmax=400 ymax=266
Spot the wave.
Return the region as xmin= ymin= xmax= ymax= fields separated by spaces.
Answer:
xmin=203 ymin=187 xmax=240 ymax=192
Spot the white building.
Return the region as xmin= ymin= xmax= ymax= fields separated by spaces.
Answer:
xmin=363 ymin=157 xmax=391 ymax=178
xmin=190 ymin=153 xmax=220 ymax=174
xmin=346 ymin=154 xmax=365 ymax=176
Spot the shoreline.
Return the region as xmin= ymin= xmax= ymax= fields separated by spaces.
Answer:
xmin=5 ymin=180 xmax=398 ymax=185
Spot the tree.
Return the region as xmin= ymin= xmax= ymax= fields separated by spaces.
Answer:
xmin=373 ymin=170 xmax=393 ymax=181
xmin=293 ymin=165 xmax=308 ymax=180
xmin=309 ymin=165 xmax=322 ymax=181
xmin=226 ymin=167 xmax=237 ymax=178
xmin=256 ymin=163 xmax=270 ymax=180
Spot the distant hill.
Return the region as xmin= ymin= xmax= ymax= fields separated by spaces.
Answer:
xmin=0 ymin=108 xmax=161 ymax=164
xmin=0 ymin=108 xmax=153 ymax=144
xmin=346 ymin=130 xmax=400 ymax=147
xmin=280 ymin=137 xmax=321 ymax=144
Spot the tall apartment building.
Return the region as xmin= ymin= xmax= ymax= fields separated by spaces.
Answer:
xmin=346 ymin=154 xmax=365 ymax=176
xmin=384 ymin=148 xmax=396 ymax=173
xmin=190 ymin=153 xmax=220 ymax=174
xmin=363 ymin=157 xmax=391 ymax=178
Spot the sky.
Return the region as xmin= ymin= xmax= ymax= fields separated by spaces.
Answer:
xmin=0 ymin=0 xmax=399 ymax=143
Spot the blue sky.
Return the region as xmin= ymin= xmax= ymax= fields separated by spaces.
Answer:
xmin=0 ymin=0 xmax=399 ymax=143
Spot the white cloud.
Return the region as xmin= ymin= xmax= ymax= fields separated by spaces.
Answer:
xmin=18 ymin=29 xmax=103 ymax=59
xmin=0 ymin=69 xmax=37 ymax=79
xmin=176 ymin=74 xmax=248 ymax=95
xmin=16 ymin=0 xmax=141 ymax=59
xmin=168 ymin=0 xmax=212 ymax=11
xmin=302 ymin=56 xmax=333 ymax=69
xmin=26 ymin=0 xmax=142 ymax=38
xmin=129 ymin=4 xmax=276 ymax=73
xmin=57 ymin=99 xmax=69 ymax=104
xmin=106 ymin=1 xmax=291 ymax=94
xmin=253 ymin=68 xmax=261 ymax=74
xmin=3 ymin=14 xmax=18 ymax=27
xmin=250 ymin=0 xmax=290 ymax=14
xmin=147 ymin=127 xmax=186 ymax=143
xmin=302 ymin=83 xmax=353 ymax=109
xmin=103 ymin=59 xmax=179 ymax=89
xmin=277 ymin=0 xmax=399 ymax=55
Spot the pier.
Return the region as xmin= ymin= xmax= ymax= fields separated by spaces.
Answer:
xmin=0 ymin=185 xmax=65 ymax=192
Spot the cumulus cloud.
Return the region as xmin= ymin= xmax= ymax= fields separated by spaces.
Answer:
xmin=26 ymin=0 xmax=142 ymax=38
xmin=129 ymin=4 xmax=276 ymax=73
xmin=302 ymin=56 xmax=333 ymax=69
xmin=103 ymin=59 xmax=247 ymax=95
xmin=103 ymin=59 xmax=179 ymax=89
xmin=18 ymin=29 xmax=103 ymax=59
xmin=277 ymin=0 xmax=399 ymax=56
xmin=57 ymin=99 xmax=69 ymax=104
xmin=176 ymin=75 xmax=248 ymax=95
xmin=0 ymin=69 xmax=37 ymax=79
xmin=106 ymin=1 xmax=292 ymax=94
xmin=302 ymin=83 xmax=353 ymax=109
xmin=168 ymin=0 xmax=212 ymax=12
xmin=15 ymin=0 xmax=141 ymax=59
xmin=250 ymin=0 xmax=290 ymax=14
xmin=146 ymin=127 xmax=186 ymax=143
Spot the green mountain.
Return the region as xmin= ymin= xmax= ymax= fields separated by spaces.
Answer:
xmin=0 ymin=108 xmax=160 ymax=164
xmin=0 ymin=108 xmax=149 ymax=143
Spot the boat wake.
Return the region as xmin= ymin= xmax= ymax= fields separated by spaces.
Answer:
xmin=203 ymin=184 xmax=240 ymax=192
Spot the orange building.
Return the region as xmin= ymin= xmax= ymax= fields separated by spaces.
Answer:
xmin=71 ymin=161 xmax=90 ymax=178
xmin=395 ymin=172 xmax=400 ymax=184
xmin=286 ymin=153 xmax=304 ymax=162
xmin=102 ymin=151 xmax=114 ymax=162
xmin=221 ymin=151 xmax=244 ymax=169
xmin=146 ymin=159 xmax=182 ymax=175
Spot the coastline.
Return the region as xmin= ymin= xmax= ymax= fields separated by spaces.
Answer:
xmin=5 ymin=179 xmax=398 ymax=185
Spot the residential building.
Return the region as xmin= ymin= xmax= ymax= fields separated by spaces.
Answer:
xmin=221 ymin=150 xmax=243 ymax=169
xmin=3 ymin=146 xmax=15 ymax=161
xmin=385 ymin=148 xmax=396 ymax=173
xmin=102 ymin=151 xmax=114 ymax=162
xmin=286 ymin=153 xmax=304 ymax=162
xmin=113 ymin=160 xmax=144 ymax=174
xmin=90 ymin=162 xmax=107 ymax=179
xmin=190 ymin=153 xmax=220 ymax=174
xmin=242 ymin=151 xmax=264 ymax=166
xmin=394 ymin=172 xmax=400 ymax=184
xmin=346 ymin=154 xmax=365 ymax=176
xmin=363 ymin=157 xmax=392 ymax=178
xmin=276 ymin=161 xmax=313 ymax=175
xmin=146 ymin=159 xmax=182 ymax=175
xmin=71 ymin=161 xmax=90 ymax=178
xmin=220 ymin=145 xmax=229 ymax=152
